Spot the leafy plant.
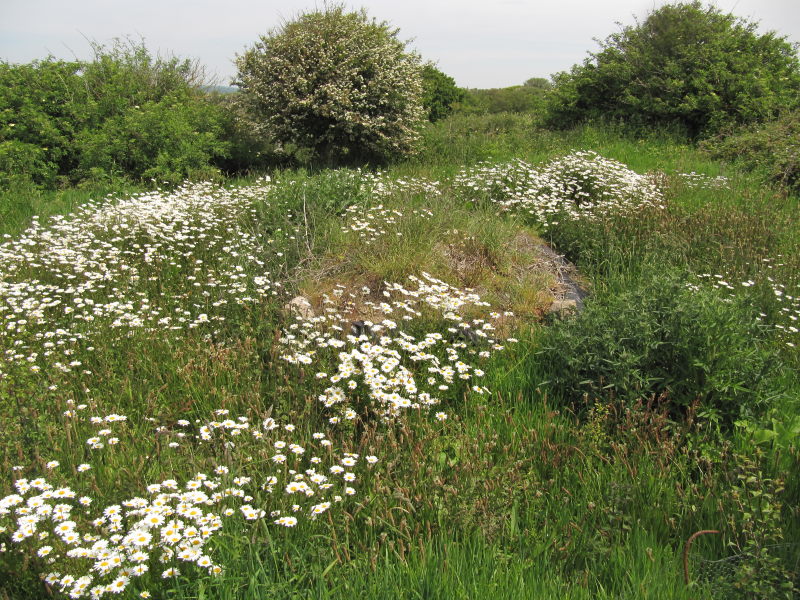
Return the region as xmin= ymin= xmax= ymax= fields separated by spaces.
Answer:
xmin=235 ymin=4 xmax=425 ymax=166
xmin=735 ymin=413 xmax=800 ymax=453
xmin=714 ymin=452 xmax=797 ymax=598
xmin=421 ymin=64 xmax=466 ymax=122
xmin=545 ymin=1 xmax=800 ymax=137
xmin=537 ymin=270 xmax=778 ymax=425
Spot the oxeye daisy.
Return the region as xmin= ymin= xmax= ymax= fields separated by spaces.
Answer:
xmin=196 ymin=555 xmax=213 ymax=568
xmin=106 ymin=575 xmax=129 ymax=594
xmin=274 ymin=516 xmax=297 ymax=527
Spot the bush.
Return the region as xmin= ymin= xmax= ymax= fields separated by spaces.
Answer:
xmin=0 ymin=40 xmax=229 ymax=188
xmin=0 ymin=59 xmax=85 ymax=187
xmin=545 ymin=2 xmax=800 ymax=137
xmin=234 ymin=4 xmax=425 ymax=166
xmin=700 ymin=110 xmax=800 ymax=195
xmin=75 ymin=96 xmax=228 ymax=185
xmin=211 ymin=92 xmax=289 ymax=174
xmin=537 ymin=271 xmax=778 ymax=426
xmin=74 ymin=40 xmax=230 ymax=184
xmin=0 ymin=140 xmax=55 ymax=189
xmin=79 ymin=39 xmax=209 ymax=123
xmin=421 ymin=64 xmax=465 ymax=122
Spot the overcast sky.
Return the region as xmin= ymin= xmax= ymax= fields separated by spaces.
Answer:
xmin=1 ymin=0 xmax=798 ymax=89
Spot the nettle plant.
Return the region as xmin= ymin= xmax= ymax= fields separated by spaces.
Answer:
xmin=235 ymin=4 xmax=425 ymax=166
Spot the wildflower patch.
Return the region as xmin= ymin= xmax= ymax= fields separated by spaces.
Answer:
xmin=279 ymin=273 xmax=516 ymax=422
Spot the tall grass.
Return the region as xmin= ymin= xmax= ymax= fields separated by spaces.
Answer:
xmin=0 ymin=183 xmax=146 ymax=238
xmin=0 ymin=117 xmax=797 ymax=599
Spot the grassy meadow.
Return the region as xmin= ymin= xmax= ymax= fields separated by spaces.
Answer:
xmin=0 ymin=117 xmax=798 ymax=599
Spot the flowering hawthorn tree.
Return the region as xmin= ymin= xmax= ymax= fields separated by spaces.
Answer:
xmin=235 ymin=5 xmax=425 ymax=166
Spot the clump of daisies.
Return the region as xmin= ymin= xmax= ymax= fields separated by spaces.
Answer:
xmin=452 ymin=151 xmax=664 ymax=227
xmin=341 ymin=204 xmax=434 ymax=245
xmin=1 ymin=415 xmax=376 ymax=598
xmin=695 ymin=264 xmax=800 ymax=349
xmin=2 ymin=473 xmax=232 ymax=598
xmin=358 ymin=171 xmax=443 ymax=200
xmin=279 ymin=273 xmax=516 ymax=422
xmin=675 ymin=171 xmax=730 ymax=190
xmin=0 ymin=180 xmax=280 ymax=381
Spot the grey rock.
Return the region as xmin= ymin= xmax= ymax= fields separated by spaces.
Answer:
xmin=350 ymin=320 xmax=373 ymax=338
xmin=548 ymin=299 xmax=579 ymax=315
xmin=538 ymin=243 xmax=588 ymax=315
xmin=285 ymin=296 xmax=314 ymax=319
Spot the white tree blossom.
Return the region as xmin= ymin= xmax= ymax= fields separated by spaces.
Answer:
xmin=235 ymin=4 xmax=424 ymax=165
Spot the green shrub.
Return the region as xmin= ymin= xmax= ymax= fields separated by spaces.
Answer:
xmin=0 ymin=140 xmax=55 ymax=189
xmin=537 ymin=270 xmax=778 ymax=425
xmin=700 ymin=110 xmax=800 ymax=195
xmin=0 ymin=39 xmax=229 ymax=188
xmin=211 ymin=92 xmax=289 ymax=174
xmin=421 ymin=64 xmax=466 ymax=122
xmin=545 ymin=2 xmax=800 ymax=137
xmin=79 ymin=38 xmax=208 ymax=123
xmin=75 ymin=95 xmax=228 ymax=185
xmin=0 ymin=59 xmax=85 ymax=187
xmin=74 ymin=40 xmax=230 ymax=184
xmin=235 ymin=4 xmax=425 ymax=166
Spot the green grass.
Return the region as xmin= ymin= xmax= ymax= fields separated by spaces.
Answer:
xmin=0 ymin=182 xmax=147 ymax=238
xmin=0 ymin=117 xmax=798 ymax=599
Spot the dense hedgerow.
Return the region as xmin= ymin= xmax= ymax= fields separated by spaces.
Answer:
xmin=235 ymin=4 xmax=425 ymax=166
xmin=545 ymin=2 xmax=800 ymax=137
xmin=0 ymin=40 xmax=229 ymax=189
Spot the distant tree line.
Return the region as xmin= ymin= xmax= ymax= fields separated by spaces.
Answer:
xmin=456 ymin=80 xmax=551 ymax=116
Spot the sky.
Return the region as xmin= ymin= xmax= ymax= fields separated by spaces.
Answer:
xmin=1 ymin=0 xmax=799 ymax=89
